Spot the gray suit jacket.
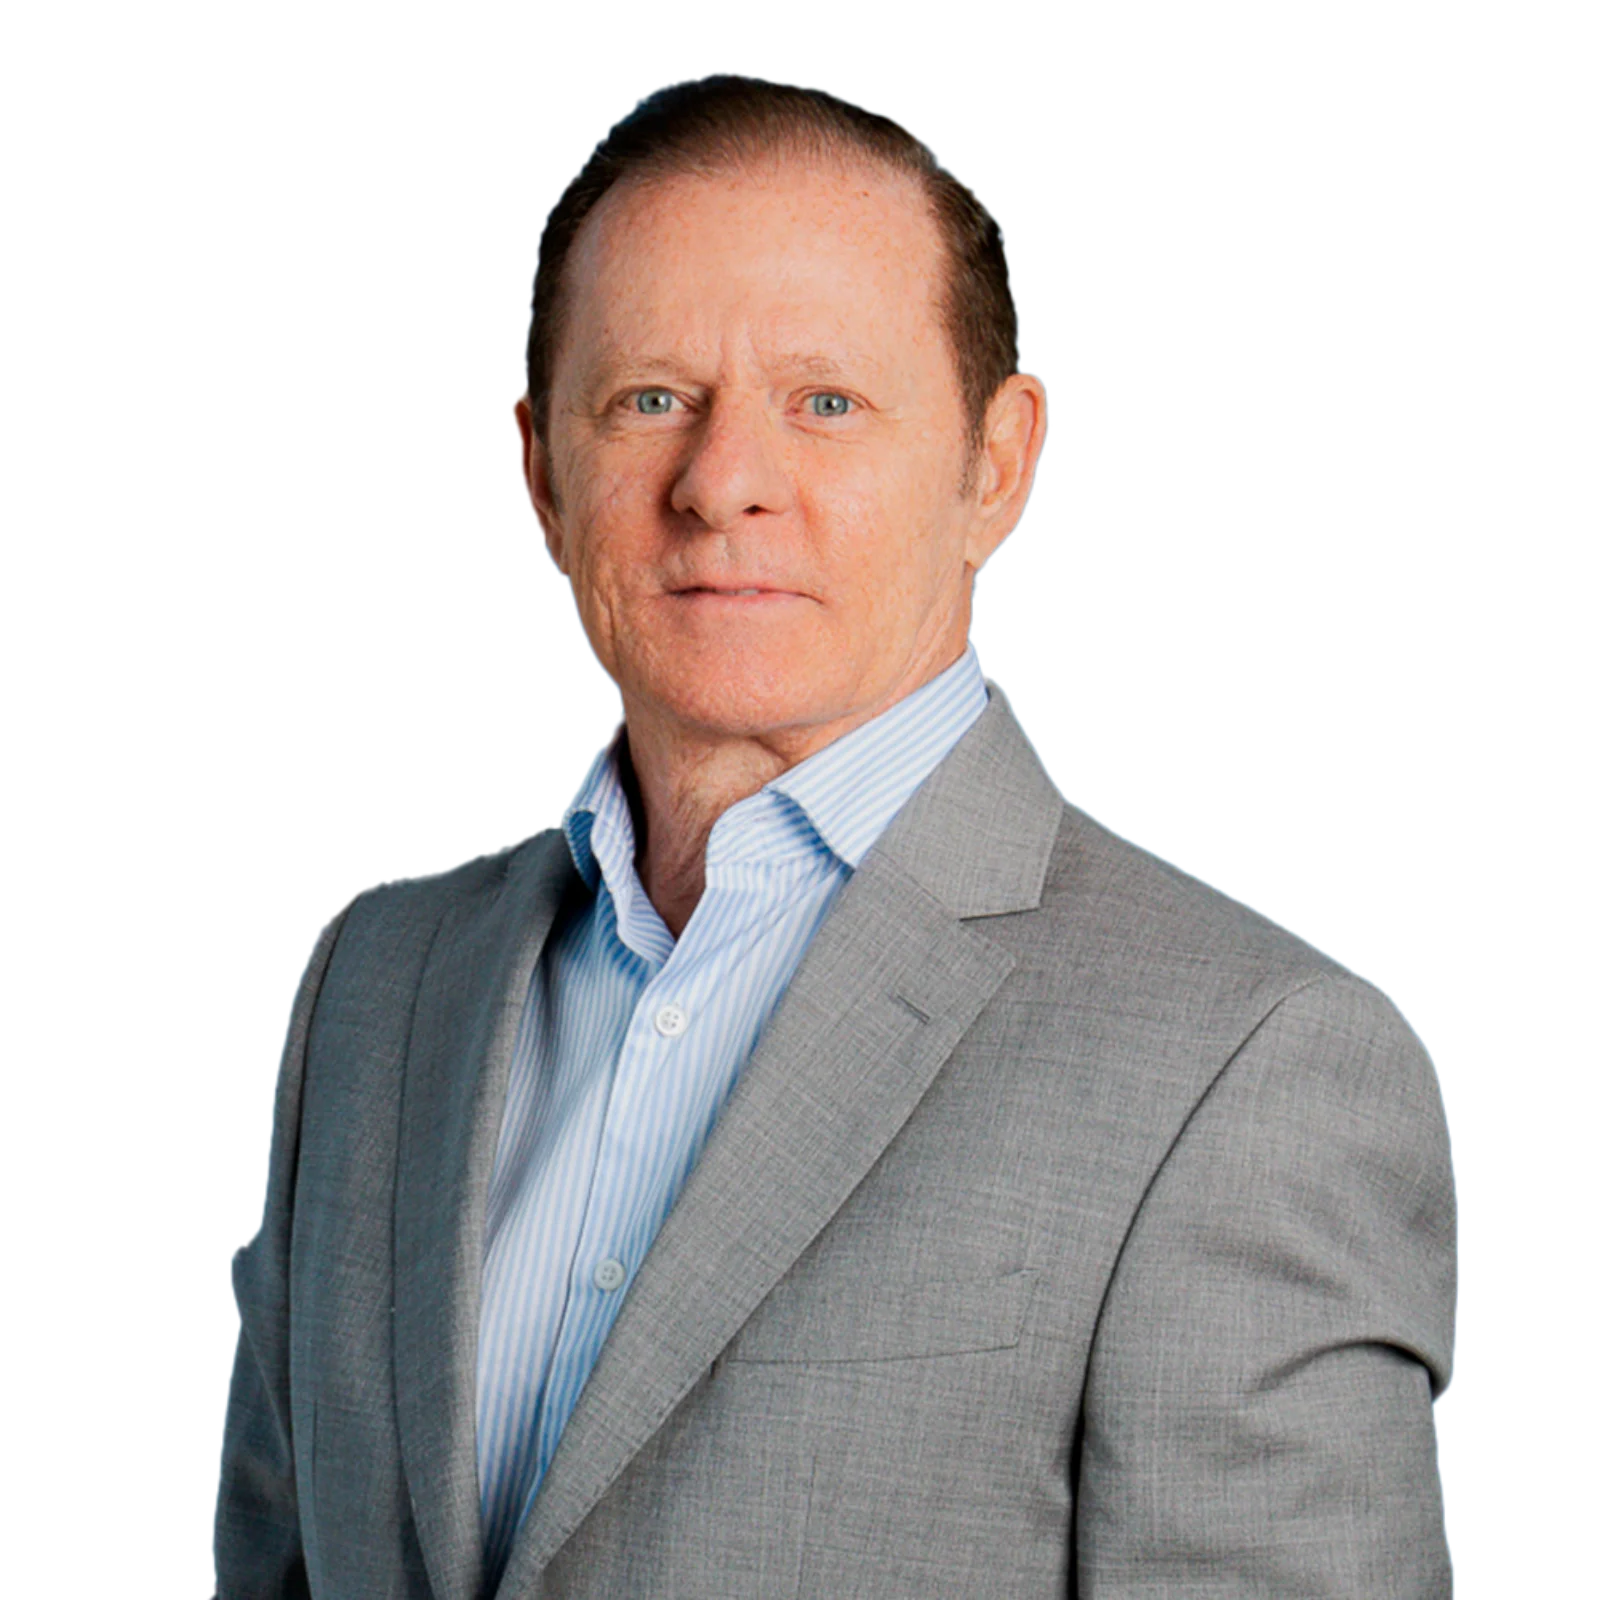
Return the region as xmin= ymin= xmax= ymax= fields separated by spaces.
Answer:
xmin=216 ymin=690 xmax=1454 ymax=1599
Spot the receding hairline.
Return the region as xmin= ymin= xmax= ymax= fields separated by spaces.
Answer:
xmin=538 ymin=141 xmax=964 ymax=421
xmin=579 ymin=141 xmax=935 ymax=245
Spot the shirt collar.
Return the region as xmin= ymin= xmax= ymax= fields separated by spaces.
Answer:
xmin=563 ymin=739 xmax=619 ymax=890
xmin=766 ymin=646 xmax=988 ymax=869
xmin=563 ymin=644 xmax=988 ymax=892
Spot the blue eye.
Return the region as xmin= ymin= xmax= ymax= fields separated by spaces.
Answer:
xmin=627 ymin=385 xmax=851 ymax=412
xmin=806 ymin=387 xmax=857 ymax=412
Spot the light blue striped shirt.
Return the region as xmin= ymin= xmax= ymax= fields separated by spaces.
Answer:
xmin=474 ymin=647 xmax=989 ymax=1577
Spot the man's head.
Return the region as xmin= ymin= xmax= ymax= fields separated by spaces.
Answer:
xmin=518 ymin=76 xmax=1046 ymax=759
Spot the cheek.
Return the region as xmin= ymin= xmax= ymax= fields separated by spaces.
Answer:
xmin=808 ymin=456 xmax=963 ymax=608
xmin=563 ymin=469 xmax=660 ymax=597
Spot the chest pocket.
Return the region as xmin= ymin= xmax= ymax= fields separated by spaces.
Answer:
xmin=725 ymin=1269 xmax=1034 ymax=1364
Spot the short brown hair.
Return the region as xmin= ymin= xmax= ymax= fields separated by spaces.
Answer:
xmin=526 ymin=75 xmax=1018 ymax=452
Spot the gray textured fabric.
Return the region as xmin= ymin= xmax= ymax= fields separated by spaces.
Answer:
xmin=215 ymin=688 xmax=1455 ymax=1599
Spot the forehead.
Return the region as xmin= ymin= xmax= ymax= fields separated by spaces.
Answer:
xmin=557 ymin=156 xmax=951 ymax=381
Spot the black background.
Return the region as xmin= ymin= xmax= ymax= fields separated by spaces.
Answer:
xmin=206 ymin=62 xmax=1465 ymax=1587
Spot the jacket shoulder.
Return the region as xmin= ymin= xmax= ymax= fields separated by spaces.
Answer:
xmin=1000 ymin=797 xmax=1422 ymax=1069
xmin=341 ymin=828 xmax=567 ymax=930
xmin=309 ymin=830 xmax=571 ymax=1005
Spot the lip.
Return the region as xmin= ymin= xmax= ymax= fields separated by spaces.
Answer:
xmin=668 ymin=582 xmax=800 ymax=595
xmin=666 ymin=584 xmax=809 ymax=601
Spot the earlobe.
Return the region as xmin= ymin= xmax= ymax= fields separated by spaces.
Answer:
xmin=966 ymin=521 xmax=1004 ymax=579
xmin=528 ymin=467 xmax=566 ymax=572
xmin=541 ymin=504 xmax=568 ymax=574
xmin=533 ymin=455 xmax=567 ymax=572
xmin=518 ymin=393 xmax=569 ymax=556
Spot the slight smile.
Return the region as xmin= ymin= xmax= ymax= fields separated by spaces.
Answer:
xmin=668 ymin=585 xmax=812 ymax=602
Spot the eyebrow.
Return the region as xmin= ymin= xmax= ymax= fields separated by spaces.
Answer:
xmin=576 ymin=347 xmax=878 ymax=393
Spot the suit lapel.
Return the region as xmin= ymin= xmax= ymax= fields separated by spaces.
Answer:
xmin=497 ymin=690 xmax=1064 ymax=1590
xmin=392 ymin=833 xmax=579 ymax=1600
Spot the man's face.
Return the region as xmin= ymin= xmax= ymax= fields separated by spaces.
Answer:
xmin=524 ymin=155 xmax=1040 ymax=754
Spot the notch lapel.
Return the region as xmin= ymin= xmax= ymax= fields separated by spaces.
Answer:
xmin=392 ymin=834 xmax=579 ymax=1600
xmin=497 ymin=689 xmax=1064 ymax=1591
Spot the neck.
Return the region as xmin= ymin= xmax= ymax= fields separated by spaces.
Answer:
xmin=619 ymin=640 xmax=967 ymax=938
xmin=618 ymin=727 xmax=787 ymax=939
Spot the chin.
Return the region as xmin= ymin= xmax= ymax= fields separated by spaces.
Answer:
xmin=633 ymin=652 xmax=858 ymax=744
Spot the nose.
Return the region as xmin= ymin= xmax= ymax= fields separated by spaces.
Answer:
xmin=669 ymin=396 xmax=794 ymax=528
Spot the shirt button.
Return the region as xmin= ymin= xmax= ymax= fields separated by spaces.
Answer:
xmin=654 ymin=1003 xmax=689 ymax=1038
xmin=593 ymin=1258 xmax=627 ymax=1292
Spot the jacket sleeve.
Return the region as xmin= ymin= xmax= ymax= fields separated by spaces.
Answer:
xmin=1077 ymin=974 xmax=1457 ymax=1599
xmin=214 ymin=907 xmax=352 ymax=1600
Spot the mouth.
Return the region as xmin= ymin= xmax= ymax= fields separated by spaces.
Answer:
xmin=668 ymin=584 xmax=808 ymax=601
xmin=660 ymin=584 xmax=816 ymax=626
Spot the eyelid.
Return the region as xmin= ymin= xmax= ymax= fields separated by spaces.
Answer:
xmin=617 ymin=384 xmax=857 ymax=412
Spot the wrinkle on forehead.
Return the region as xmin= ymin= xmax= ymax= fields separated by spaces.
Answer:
xmin=572 ymin=344 xmax=894 ymax=397
xmin=560 ymin=161 xmax=934 ymax=400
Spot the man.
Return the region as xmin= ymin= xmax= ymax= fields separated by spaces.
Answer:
xmin=215 ymin=77 xmax=1455 ymax=1599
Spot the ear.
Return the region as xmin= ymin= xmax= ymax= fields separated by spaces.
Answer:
xmin=963 ymin=373 xmax=1048 ymax=572
xmin=516 ymin=395 xmax=568 ymax=572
